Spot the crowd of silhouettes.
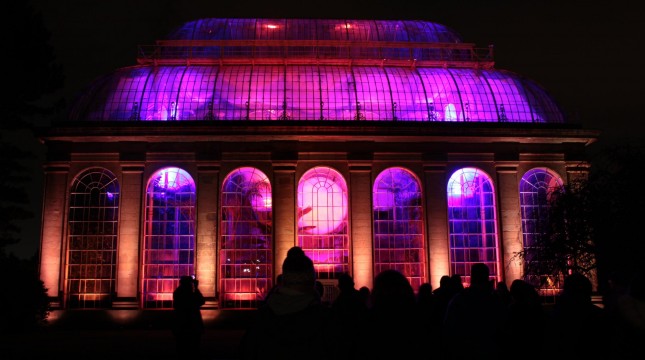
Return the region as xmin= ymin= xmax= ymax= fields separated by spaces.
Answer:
xmin=238 ymin=248 xmax=645 ymax=360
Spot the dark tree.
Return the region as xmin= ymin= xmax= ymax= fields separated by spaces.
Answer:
xmin=514 ymin=143 xmax=645 ymax=296
xmin=0 ymin=2 xmax=64 ymax=330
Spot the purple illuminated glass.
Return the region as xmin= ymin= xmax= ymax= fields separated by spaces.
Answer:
xmin=520 ymin=168 xmax=564 ymax=289
xmin=142 ymin=167 xmax=196 ymax=308
xmin=447 ymin=167 xmax=499 ymax=285
xmin=373 ymin=168 xmax=426 ymax=290
xmin=297 ymin=167 xmax=349 ymax=279
xmin=73 ymin=65 xmax=562 ymax=122
xmin=66 ymin=168 xmax=119 ymax=308
xmin=220 ymin=167 xmax=273 ymax=308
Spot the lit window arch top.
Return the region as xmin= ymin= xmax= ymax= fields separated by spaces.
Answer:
xmin=297 ymin=166 xmax=348 ymax=235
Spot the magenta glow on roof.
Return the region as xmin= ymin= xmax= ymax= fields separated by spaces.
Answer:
xmin=68 ymin=18 xmax=564 ymax=123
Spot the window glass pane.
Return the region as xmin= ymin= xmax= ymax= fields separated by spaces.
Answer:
xmin=220 ymin=167 xmax=273 ymax=309
xmin=66 ymin=168 xmax=119 ymax=308
xmin=447 ymin=167 xmax=499 ymax=285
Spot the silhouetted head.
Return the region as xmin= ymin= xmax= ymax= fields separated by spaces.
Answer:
xmin=179 ymin=275 xmax=194 ymax=287
xmin=338 ymin=272 xmax=355 ymax=292
xmin=439 ymin=275 xmax=451 ymax=289
xmin=563 ymin=273 xmax=592 ymax=300
xmin=371 ymin=269 xmax=416 ymax=311
xmin=282 ymin=246 xmax=315 ymax=287
xmin=470 ymin=263 xmax=490 ymax=286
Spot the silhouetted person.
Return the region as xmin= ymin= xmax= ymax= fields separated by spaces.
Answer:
xmin=450 ymin=274 xmax=464 ymax=294
xmin=503 ymin=279 xmax=546 ymax=359
xmin=240 ymin=246 xmax=333 ymax=359
xmin=607 ymin=270 xmax=645 ymax=359
xmin=358 ymin=269 xmax=424 ymax=358
xmin=432 ymin=275 xmax=455 ymax=327
xmin=358 ymin=286 xmax=371 ymax=308
xmin=172 ymin=275 xmax=206 ymax=358
xmin=417 ymin=283 xmax=434 ymax=319
xmin=443 ymin=263 xmax=504 ymax=359
xmin=329 ymin=273 xmax=367 ymax=357
xmin=549 ymin=273 xmax=608 ymax=360
xmin=494 ymin=281 xmax=511 ymax=307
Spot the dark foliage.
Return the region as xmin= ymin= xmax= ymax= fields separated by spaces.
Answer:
xmin=0 ymin=253 xmax=50 ymax=333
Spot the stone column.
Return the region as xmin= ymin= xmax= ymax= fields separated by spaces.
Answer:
xmin=39 ymin=163 xmax=70 ymax=305
xmin=424 ymin=164 xmax=449 ymax=290
xmin=496 ymin=163 xmax=522 ymax=285
xmin=272 ymin=162 xmax=296 ymax=275
xmin=349 ymin=162 xmax=373 ymax=290
xmin=115 ymin=164 xmax=144 ymax=305
xmin=196 ymin=163 xmax=219 ymax=305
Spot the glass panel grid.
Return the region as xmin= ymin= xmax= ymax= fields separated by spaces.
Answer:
xmin=353 ymin=67 xmax=391 ymax=120
xmin=220 ymin=167 xmax=273 ymax=309
xmin=373 ymin=168 xmax=426 ymax=291
xmin=143 ymin=167 xmax=196 ymax=309
xmin=447 ymin=167 xmax=499 ymax=285
xmin=520 ymin=168 xmax=565 ymax=290
xmin=66 ymin=168 xmax=119 ymax=308
xmin=385 ymin=67 xmax=428 ymax=121
xmin=297 ymin=167 xmax=349 ymax=280
xmin=449 ymin=68 xmax=498 ymax=122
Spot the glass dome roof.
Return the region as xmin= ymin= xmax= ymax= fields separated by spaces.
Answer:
xmin=68 ymin=18 xmax=564 ymax=123
xmin=166 ymin=18 xmax=464 ymax=43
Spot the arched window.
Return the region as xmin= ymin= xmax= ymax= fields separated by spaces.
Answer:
xmin=220 ymin=167 xmax=273 ymax=308
xmin=447 ymin=167 xmax=499 ymax=285
xmin=520 ymin=168 xmax=564 ymax=291
xmin=297 ymin=167 xmax=349 ymax=280
xmin=66 ymin=168 xmax=119 ymax=308
xmin=373 ymin=167 xmax=426 ymax=290
xmin=142 ymin=167 xmax=196 ymax=308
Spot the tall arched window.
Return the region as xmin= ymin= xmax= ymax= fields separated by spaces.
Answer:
xmin=142 ymin=167 xmax=196 ymax=308
xmin=297 ymin=167 xmax=349 ymax=280
xmin=373 ymin=167 xmax=426 ymax=290
xmin=66 ymin=168 xmax=119 ymax=308
xmin=447 ymin=167 xmax=499 ymax=285
xmin=520 ymin=168 xmax=564 ymax=291
xmin=220 ymin=167 xmax=273 ymax=308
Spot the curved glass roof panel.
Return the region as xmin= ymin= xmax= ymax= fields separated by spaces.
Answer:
xmin=167 ymin=19 xmax=464 ymax=43
xmin=70 ymin=65 xmax=563 ymax=123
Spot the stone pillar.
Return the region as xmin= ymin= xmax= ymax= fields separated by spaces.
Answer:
xmin=349 ymin=163 xmax=373 ymax=290
xmin=424 ymin=164 xmax=449 ymax=290
xmin=115 ymin=164 xmax=144 ymax=304
xmin=196 ymin=163 xmax=219 ymax=304
xmin=496 ymin=163 xmax=522 ymax=285
xmin=39 ymin=163 xmax=70 ymax=305
xmin=272 ymin=162 xmax=296 ymax=275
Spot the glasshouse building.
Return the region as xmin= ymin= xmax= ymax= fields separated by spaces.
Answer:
xmin=38 ymin=18 xmax=598 ymax=315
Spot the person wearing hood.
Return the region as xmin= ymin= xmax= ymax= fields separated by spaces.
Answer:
xmin=239 ymin=246 xmax=333 ymax=359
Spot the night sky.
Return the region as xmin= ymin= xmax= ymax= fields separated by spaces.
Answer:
xmin=8 ymin=0 xmax=644 ymax=258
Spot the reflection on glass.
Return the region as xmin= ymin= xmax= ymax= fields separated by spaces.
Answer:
xmin=220 ymin=167 xmax=273 ymax=308
xmin=520 ymin=168 xmax=564 ymax=291
xmin=297 ymin=167 xmax=349 ymax=279
xmin=447 ymin=167 xmax=499 ymax=285
xmin=142 ymin=167 xmax=196 ymax=308
xmin=373 ymin=168 xmax=426 ymax=290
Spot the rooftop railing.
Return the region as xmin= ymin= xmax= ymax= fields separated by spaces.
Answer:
xmin=137 ymin=40 xmax=494 ymax=69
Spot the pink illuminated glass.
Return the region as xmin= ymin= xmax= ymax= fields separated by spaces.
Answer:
xmin=142 ymin=167 xmax=196 ymax=308
xmin=373 ymin=168 xmax=426 ymax=290
xmin=220 ymin=167 xmax=273 ymax=308
xmin=297 ymin=167 xmax=349 ymax=279
xmin=66 ymin=168 xmax=119 ymax=308
xmin=447 ymin=167 xmax=499 ymax=285
xmin=520 ymin=168 xmax=564 ymax=291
